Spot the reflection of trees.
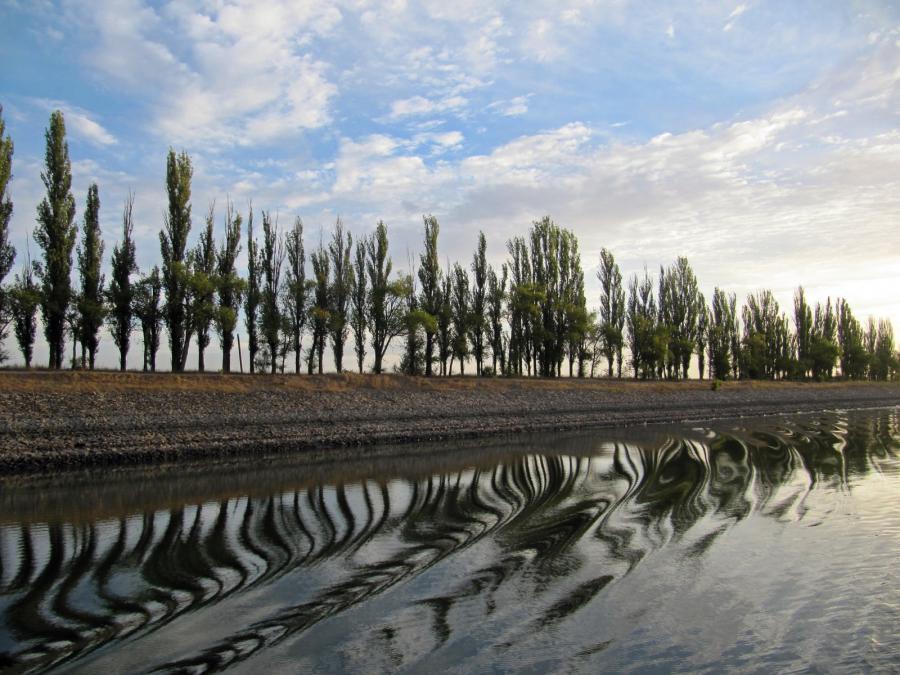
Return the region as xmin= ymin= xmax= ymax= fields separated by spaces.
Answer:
xmin=0 ymin=411 xmax=896 ymax=672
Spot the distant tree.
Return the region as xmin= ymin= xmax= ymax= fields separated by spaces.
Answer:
xmin=450 ymin=262 xmax=471 ymax=375
xmin=871 ymin=319 xmax=897 ymax=381
xmin=401 ymin=269 xmax=428 ymax=376
xmin=741 ymin=290 xmax=787 ymax=379
xmin=244 ymin=206 xmax=261 ymax=373
xmin=350 ymin=236 xmax=367 ymax=373
xmin=486 ymin=263 xmax=507 ymax=375
xmin=663 ymin=257 xmax=701 ymax=380
xmin=327 ymin=218 xmax=352 ymax=372
xmin=793 ymin=286 xmax=813 ymax=377
xmin=34 ymin=111 xmax=77 ymax=369
xmin=626 ymin=268 xmax=656 ymax=379
xmin=75 ymin=184 xmax=105 ymax=369
xmin=108 ymin=193 xmax=138 ymax=371
xmin=837 ymin=299 xmax=868 ymax=379
xmin=0 ymin=105 xmax=15 ymax=363
xmin=309 ymin=241 xmax=330 ymax=374
xmin=696 ymin=294 xmax=708 ymax=380
xmin=134 ymin=266 xmax=162 ymax=371
xmin=10 ymin=248 xmax=39 ymax=368
xmin=597 ymin=248 xmax=625 ymax=378
xmin=418 ymin=215 xmax=441 ymax=376
xmin=469 ymin=231 xmax=488 ymax=375
xmin=808 ymin=298 xmax=838 ymax=380
xmin=436 ymin=269 xmax=453 ymax=376
xmin=365 ymin=221 xmax=407 ymax=374
xmin=216 ymin=201 xmax=244 ymax=373
xmin=283 ymin=216 xmax=307 ymax=374
xmin=192 ymin=204 xmax=217 ymax=372
xmin=159 ymin=149 xmax=193 ymax=371
xmin=260 ymin=211 xmax=284 ymax=375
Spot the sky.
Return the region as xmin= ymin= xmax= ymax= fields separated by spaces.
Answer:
xmin=1 ymin=0 xmax=898 ymax=371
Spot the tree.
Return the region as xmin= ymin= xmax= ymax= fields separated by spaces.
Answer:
xmin=486 ymin=263 xmax=507 ymax=375
xmin=696 ymin=294 xmax=708 ymax=380
xmin=350 ymin=236 xmax=367 ymax=373
xmin=34 ymin=111 xmax=77 ymax=369
xmin=327 ymin=218 xmax=352 ymax=372
xmin=10 ymin=248 xmax=39 ymax=368
xmin=108 ymin=193 xmax=138 ymax=371
xmin=259 ymin=211 xmax=284 ymax=375
xmin=283 ymin=216 xmax=307 ymax=374
xmin=244 ymin=206 xmax=261 ymax=373
xmin=216 ymin=201 xmax=244 ymax=373
xmin=469 ymin=231 xmax=488 ymax=375
xmin=309 ymin=241 xmax=330 ymax=374
xmin=626 ymin=268 xmax=656 ymax=379
xmin=159 ymin=149 xmax=193 ymax=371
xmin=660 ymin=257 xmax=700 ymax=379
xmin=837 ymin=299 xmax=867 ymax=380
xmin=450 ymin=262 xmax=470 ymax=375
xmin=0 ymin=105 xmax=15 ymax=363
xmin=418 ymin=215 xmax=441 ymax=376
xmin=134 ymin=266 xmax=162 ymax=371
xmin=436 ymin=269 xmax=453 ymax=376
xmin=871 ymin=320 xmax=897 ymax=381
xmin=365 ymin=221 xmax=407 ymax=374
xmin=597 ymin=248 xmax=625 ymax=378
xmin=75 ymin=184 xmax=105 ymax=369
xmin=794 ymin=286 xmax=813 ymax=377
xmin=708 ymin=287 xmax=736 ymax=380
xmin=192 ymin=204 xmax=217 ymax=371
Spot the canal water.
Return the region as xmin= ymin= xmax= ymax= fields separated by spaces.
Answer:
xmin=1 ymin=409 xmax=898 ymax=673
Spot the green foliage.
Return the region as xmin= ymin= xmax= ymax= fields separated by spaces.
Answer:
xmin=216 ymin=200 xmax=244 ymax=372
xmin=711 ymin=378 xmax=723 ymax=391
xmin=244 ymin=206 xmax=261 ymax=373
xmin=450 ymin=262 xmax=470 ymax=374
xmin=191 ymin=204 xmax=217 ymax=371
xmin=282 ymin=216 xmax=306 ymax=374
xmin=309 ymin=241 xmax=330 ymax=374
xmin=417 ymin=214 xmax=441 ymax=375
xmin=259 ymin=211 xmax=284 ymax=374
xmin=597 ymin=247 xmax=625 ymax=377
xmin=134 ymin=266 xmax=162 ymax=371
xmin=626 ymin=268 xmax=656 ymax=378
xmin=365 ymin=222 xmax=408 ymax=374
xmin=327 ymin=218 xmax=352 ymax=372
xmin=108 ymin=193 xmax=137 ymax=370
xmin=486 ymin=263 xmax=507 ymax=375
xmin=159 ymin=149 xmax=193 ymax=371
xmin=0 ymin=105 xmax=15 ymax=363
xmin=350 ymin=236 xmax=367 ymax=373
xmin=76 ymin=184 xmax=105 ymax=369
xmin=10 ymin=254 xmax=39 ymax=367
xmin=469 ymin=231 xmax=488 ymax=375
xmin=34 ymin=110 xmax=76 ymax=369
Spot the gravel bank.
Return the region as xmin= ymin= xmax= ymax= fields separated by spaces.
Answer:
xmin=1 ymin=372 xmax=898 ymax=472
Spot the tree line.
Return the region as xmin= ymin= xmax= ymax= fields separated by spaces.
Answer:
xmin=0 ymin=109 xmax=897 ymax=381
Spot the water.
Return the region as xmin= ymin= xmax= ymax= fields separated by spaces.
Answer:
xmin=1 ymin=409 xmax=898 ymax=673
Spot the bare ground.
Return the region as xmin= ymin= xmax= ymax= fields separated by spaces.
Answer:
xmin=1 ymin=370 xmax=898 ymax=473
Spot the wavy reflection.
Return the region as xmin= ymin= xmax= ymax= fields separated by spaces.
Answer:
xmin=0 ymin=409 xmax=897 ymax=673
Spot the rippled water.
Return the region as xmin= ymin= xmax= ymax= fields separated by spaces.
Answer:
xmin=1 ymin=409 xmax=898 ymax=673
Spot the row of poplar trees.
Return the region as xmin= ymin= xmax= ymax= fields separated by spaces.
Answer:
xmin=0 ymin=109 xmax=897 ymax=380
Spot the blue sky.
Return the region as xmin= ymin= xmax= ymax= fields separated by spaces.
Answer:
xmin=1 ymin=0 xmax=899 ymax=370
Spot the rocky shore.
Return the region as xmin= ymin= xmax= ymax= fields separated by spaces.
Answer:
xmin=1 ymin=371 xmax=898 ymax=473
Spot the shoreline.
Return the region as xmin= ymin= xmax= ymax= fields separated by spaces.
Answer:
xmin=1 ymin=371 xmax=898 ymax=474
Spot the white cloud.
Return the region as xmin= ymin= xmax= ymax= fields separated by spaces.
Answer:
xmin=487 ymin=95 xmax=531 ymax=117
xmin=388 ymin=95 xmax=468 ymax=119
xmin=29 ymin=99 xmax=117 ymax=146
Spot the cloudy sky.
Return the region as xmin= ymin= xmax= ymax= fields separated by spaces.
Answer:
xmin=1 ymin=0 xmax=898 ymax=370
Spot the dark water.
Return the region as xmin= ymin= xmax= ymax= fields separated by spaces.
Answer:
xmin=1 ymin=410 xmax=898 ymax=674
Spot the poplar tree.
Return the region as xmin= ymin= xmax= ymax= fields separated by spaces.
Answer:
xmin=597 ymin=248 xmax=625 ymax=378
xmin=436 ymin=270 xmax=453 ymax=376
xmin=350 ymin=237 xmax=367 ymax=373
xmin=327 ymin=218 xmax=352 ymax=372
xmin=76 ymin=184 xmax=104 ymax=369
xmin=450 ymin=262 xmax=470 ymax=375
xmin=469 ymin=231 xmax=488 ymax=375
xmin=794 ymin=286 xmax=813 ymax=377
xmin=193 ymin=204 xmax=217 ymax=371
xmin=283 ymin=216 xmax=307 ymax=374
xmin=708 ymin=287 xmax=736 ymax=380
xmin=108 ymin=193 xmax=137 ymax=370
xmin=626 ymin=268 xmax=657 ymax=379
xmin=260 ymin=211 xmax=284 ymax=374
xmin=216 ymin=201 xmax=243 ymax=373
xmin=0 ymin=105 xmax=14 ymax=363
xmin=417 ymin=215 xmax=441 ymax=376
xmin=696 ymin=295 xmax=708 ymax=380
xmin=159 ymin=149 xmax=193 ymax=371
xmin=486 ymin=263 xmax=507 ymax=375
xmin=309 ymin=242 xmax=330 ymax=374
xmin=34 ymin=111 xmax=76 ymax=369
xmin=134 ymin=266 xmax=162 ymax=371
xmin=244 ymin=206 xmax=261 ymax=373
xmin=365 ymin=221 xmax=407 ymax=374
xmin=10 ymin=248 xmax=39 ymax=368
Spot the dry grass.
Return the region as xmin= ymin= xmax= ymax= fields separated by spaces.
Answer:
xmin=1 ymin=368 xmax=892 ymax=396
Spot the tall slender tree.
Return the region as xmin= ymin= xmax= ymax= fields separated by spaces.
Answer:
xmin=597 ymin=248 xmax=625 ymax=378
xmin=0 ymin=105 xmax=14 ymax=363
xmin=193 ymin=204 xmax=217 ymax=371
xmin=486 ymin=263 xmax=507 ymax=375
xmin=708 ymin=287 xmax=736 ymax=380
xmin=418 ymin=215 xmax=441 ymax=376
xmin=34 ymin=111 xmax=76 ymax=369
xmin=10 ymin=245 xmax=38 ymax=368
xmin=134 ymin=266 xmax=162 ymax=372
xmin=309 ymin=241 xmax=330 ymax=374
xmin=469 ymin=231 xmax=488 ymax=375
xmin=76 ymin=184 xmax=104 ymax=369
xmin=159 ymin=149 xmax=193 ymax=371
xmin=327 ymin=219 xmax=352 ymax=372
xmin=244 ymin=206 xmax=261 ymax=373
xmin=450 ymin=262 xmax=471 ymax=375
xmin=626 ymin=268 xmax=657 ymax=379
xmin=365 ymin=221 xmax=407 ymax=374
xmin=216 ymin=201 xmax=243 ymax=373
xmin=350 ymin=236 xmax=367 ymax=373
xmin=260 ymin=211 xmax=284 ymax=375
xmin=108 ymin=193 xmax=138 ymax=371
xmin=283 ymin=216 xmax=307 ymax=374
xmin=436 ymin=269 xmax=453 ymax=376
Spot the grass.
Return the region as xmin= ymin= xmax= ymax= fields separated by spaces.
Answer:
xmin=0 ymin=368 xmax=894 ymax=396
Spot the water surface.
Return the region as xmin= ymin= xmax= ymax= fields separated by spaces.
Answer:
xmin=1 ymin=409 xmax=898 ymax=673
